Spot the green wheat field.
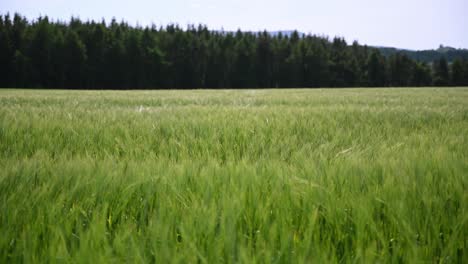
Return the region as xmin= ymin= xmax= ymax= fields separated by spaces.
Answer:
xmin=0 ymin=88 xmax=467 ymax=263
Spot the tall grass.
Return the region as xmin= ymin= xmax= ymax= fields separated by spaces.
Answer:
xmin=0 ymin=88 xmax=467 ymax=262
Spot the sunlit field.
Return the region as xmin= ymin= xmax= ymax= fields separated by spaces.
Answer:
xmin=0 ymin=88 xmax=467 ymax=262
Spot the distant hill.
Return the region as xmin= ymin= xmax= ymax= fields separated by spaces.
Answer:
xmin=251 ymin=31 xmax=468 ymax=63
xmin=218 ymin=30 xmax=306 ymax=38
xmin=375 ymin=45 xmax=468 ymax=63
xmin=267 ymin=30 xmax=306 ymax=37
xmin=265 ymin=32 xmax=468 ymax=63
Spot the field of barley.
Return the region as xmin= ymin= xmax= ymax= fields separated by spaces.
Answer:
xmin=0 ymin=88 xmax=467 ymax=263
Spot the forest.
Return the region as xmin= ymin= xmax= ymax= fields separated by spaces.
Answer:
xmin=1 ymin=13 xmax=468 ymax=89
xmin=377 ymin=46 xmax=468 ymax=64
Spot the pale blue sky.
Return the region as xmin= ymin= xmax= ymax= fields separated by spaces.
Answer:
xmin=2 ymin=0 xmax=467 ymax=50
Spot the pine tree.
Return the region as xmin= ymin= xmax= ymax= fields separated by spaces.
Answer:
xmin=0 ymin=14 xmax=14 ymax=87
xmin=451 ymin=59 xmax=465 ymax=86
xmin=388 ymin=53 xmax=415 ymax=86
xmin=63 ymin=30 xmax=87 ymax=88
xmin=367 ymin=51 xmax=386 ymax=87
xmin=432 ymin=57 xmax=450 ymax=86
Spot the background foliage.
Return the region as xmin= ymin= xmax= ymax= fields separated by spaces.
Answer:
xmin=1 ymin=14 xmax=468 ymax=89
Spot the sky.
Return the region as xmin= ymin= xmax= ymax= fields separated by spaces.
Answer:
xmin=1 ymin=0 xmax=467 ymax=50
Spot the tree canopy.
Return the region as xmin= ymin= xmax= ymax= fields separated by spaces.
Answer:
xmin=1 ymin=13 xmax=468 ymax=89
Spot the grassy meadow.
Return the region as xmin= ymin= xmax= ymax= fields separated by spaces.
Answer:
xmin=0 ymin=88 xmax=467 ymax=263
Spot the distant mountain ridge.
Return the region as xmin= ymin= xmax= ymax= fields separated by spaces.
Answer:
xmin=229 ymin=30 xmax=468 ymax=63
xmin=375 ymin=45 xmax=468 ymax=63
xmin=266 ymin=30 xmax=306 ymax=37
xmin=274 ymin=31 xmax=468 ymax=63
xmin=218 ymin=30 xmax=306 ymax=38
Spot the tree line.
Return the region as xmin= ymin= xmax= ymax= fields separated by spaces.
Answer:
xmin=378 ymin=46 xmax=468 ymax=64
xmin=1 ymin=13 xmax=468 ymax=89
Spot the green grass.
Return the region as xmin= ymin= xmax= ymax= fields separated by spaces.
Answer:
xmin=0 ymin=88 xmax=467 ymax=263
